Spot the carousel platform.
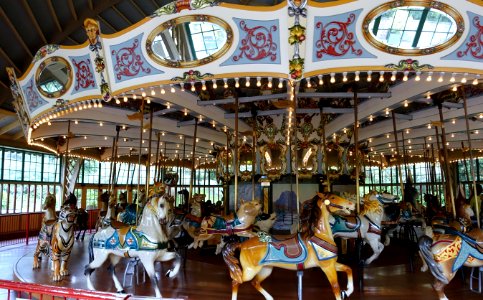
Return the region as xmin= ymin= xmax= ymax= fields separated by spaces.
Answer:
xmin=2 ymin=234 xmax=483 ymax=300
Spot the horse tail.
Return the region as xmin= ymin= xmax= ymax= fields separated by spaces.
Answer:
xmin=418 ymin=235 xmax=448 ymax=284
xmin=222 ymin=241 xmax=243 ymax=284
xmin=88 ymin=233 xmax=95 ymax=263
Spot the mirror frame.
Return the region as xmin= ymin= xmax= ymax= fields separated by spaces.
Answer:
xmin=146 ymin=15 xmax=233 ymax=68
xmin=362 ymin=1 xmax=464 ymax=56
xmin=35 ymin=56 xmax=73 ymax=98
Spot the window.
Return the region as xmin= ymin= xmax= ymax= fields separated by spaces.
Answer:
xmin=83 ymin=160 xmax=100 ymax=184
xmin=24 ymin=152 xmax=42 ymax=182
xmin=86 ymin=189 xmax=99 ymax=209
xmin=100 ymin=162 xmax=111 ymax=185
xmin=3 ymin=149 xmax=23 ymax=181
xmin=189 ymin=22 xmax=228 ymax=60
xmin=43 ymin=154 xmax=60 ymax=182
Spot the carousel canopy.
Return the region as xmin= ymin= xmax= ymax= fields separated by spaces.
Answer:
xmin=0 ymin=0 xmax=482 ymax=169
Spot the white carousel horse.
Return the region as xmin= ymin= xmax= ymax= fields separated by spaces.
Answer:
xmin=188 ymin=199 xmax=262 ymax=250
xmin=329 ymin=193 xmax=385 ymax=265
xmin=85 ymin=188 xmax=180 ymax=298
xmin=33 ymin=193 xmax=57 ymax=269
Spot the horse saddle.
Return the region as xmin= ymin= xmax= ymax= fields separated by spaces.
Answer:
xmin=331 ymin=215 xmax=361 ymax=234
xmin=261 ymin=234 xmax=308 ymax=264
xmin=467 ymin=229 xmax=483 ymax=254
xmin=202 ymin=214 xmax=243 ymax=234
xmin=185 ymin=213 xmax=203 ymax=224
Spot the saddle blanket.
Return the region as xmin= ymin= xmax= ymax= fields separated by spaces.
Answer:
xmin=93 ymin=227 xmax=167 ymax=251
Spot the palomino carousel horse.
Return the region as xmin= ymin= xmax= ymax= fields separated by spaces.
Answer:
xmin=33 ymin=193 xmax=57 ymax=269
xmin=222 ymin=193 xmax=355 ymax=300
xmin=419 ymin=227 xmax=483 ymax=300
xmin=189 ymin=199 xmax=262 ymax=251
xmin=329 ymin=192 xmax=385 ymax=265
xmin=181 ymin=193 xmax=206 ymax=238
xmin=85 ymin=183 xmax=180 ymax=298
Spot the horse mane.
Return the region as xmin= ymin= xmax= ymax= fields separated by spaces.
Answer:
xmin=360 ymin=198 xmax=382 ymax=216
xmin=63 ymin=193 xmax=78 ymax=207
xmin=100 ymin=191 xmax=109 ymax=203
xmin=300 ymin=194 xmax=321 ymax=240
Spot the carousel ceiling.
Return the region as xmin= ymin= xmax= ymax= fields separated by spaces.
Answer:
xmin=0 ymin=0 xmax=482 ymax=171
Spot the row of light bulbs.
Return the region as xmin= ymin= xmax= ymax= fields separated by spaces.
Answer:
xmin=32 ymin=99 xmax=104 ymax=129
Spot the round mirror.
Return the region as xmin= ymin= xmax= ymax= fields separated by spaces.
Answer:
xmin=363 ymin=1 xmax=463 ymax=55
xmin=36 ymin=57 xmax=73 ymax=98
xmin=147 ymin=15 xmax=233 ymax=68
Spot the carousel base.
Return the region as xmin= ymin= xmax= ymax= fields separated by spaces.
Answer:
xmin=5 ymin=235 xmax=483 ymax=300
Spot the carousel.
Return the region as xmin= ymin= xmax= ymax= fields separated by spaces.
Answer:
xmin=3 ymin=0 xmax=483 ymax=299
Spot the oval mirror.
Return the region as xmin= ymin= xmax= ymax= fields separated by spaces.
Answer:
xmin=363 ymin=1 xmax=463 ymax=55
xmin=36 ymin=57 xmax=73 ymax=98
xmin=147 ymin=15 xmax=232 ymax=68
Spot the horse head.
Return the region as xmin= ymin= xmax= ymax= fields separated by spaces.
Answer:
xmin=360 ymin=197 xmax=384 ymax=219
xmin=118 ymin=191 xmax=127 ymax=204
xmin=238 ymin=199 xmax=262 ymax=217
xmin=59 ymin=204 xmax=78 ymax=224
xmin=145 ymin=193 xmax=169 ymax=225
xmin=192 ymin=193 xmax=205 ymax=204
xmin=63 ymin=193 xmax=78 ymax=208
xmin=42 ymin=193 xmax=56 ymax=210
xmin=99 ymin=191 xmax=110 ymax=203
xmin=318 ymin=192 xmax=355 ymax=215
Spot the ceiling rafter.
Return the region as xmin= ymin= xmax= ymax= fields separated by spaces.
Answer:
xmin=67 ymin=0 xmax=78 ymax=20
xmin=0 ymin=120 xmax=20 ymax=136
xmin=0 ymin=7 xmax=33 ymax=58
xmin=88 ymin=0 xmax=94 ymax=11
xmin=129 ymin=0 xmax=147 ymax=17
xmin=20 ymin=0 xmax=47 ymax=44
xmin=111 ymin=5 xmax=133 ymax=25
xmin=49 ymin=0 xmax=123 ymax=44
xmin=98 ymin=15 xmax=118 ymax=32
xmin=0 ymin=80 xmax=9 ymax=89
xmin=65 ymin=36 xmax=79 ymax=45
xmin=13 ymin=130 xmax=25 ymax=140
xmin=150 ymin=0 xmax=160 ymax=9
xmin=0 ymin=48 xmax=21 ymax=73
xmin=47 ymin=0 xmax=62 ymax=32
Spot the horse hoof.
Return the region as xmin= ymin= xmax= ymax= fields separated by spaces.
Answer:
xmin=165 ymin=270 xmax=171 ymax=277
xmin=341 ymin=291 xmax=347 ymax=299
xmin=117 ymin=290 xmax=126 ymax=294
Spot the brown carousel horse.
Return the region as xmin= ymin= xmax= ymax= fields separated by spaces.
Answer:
xmin=223 ymin=193 xmax=355 ymax=300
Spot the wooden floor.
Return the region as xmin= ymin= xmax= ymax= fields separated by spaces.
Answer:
xmin=1 ymin=234 xmax=482 ymax=300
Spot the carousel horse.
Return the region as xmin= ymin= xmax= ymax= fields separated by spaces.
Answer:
xmin=329 ymin=192 xmax=385 ymax=265
xmin=75 ymin=208 xmax=89 ymax=241
xmin=419 ymin=227 xmax=483 ymax=300
xmin=189 ymin=199 xmax=262 ymax=250
xmin=85 ymin=184 xmax=181 ymax=298
xmin=181 ymin=193 xmax=206 ymax=239
xmin=33 ymin=193 xmax=57 ymax=269
xmin=222 ymin=193 xmax=355 ymax=300
xmin=215 ymin=212 xmax=277 ymax=255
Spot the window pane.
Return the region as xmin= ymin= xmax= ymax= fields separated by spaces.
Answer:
xmin=43 ymin=154 xmax=60 ymax=182
xmin=24 ymin=152 xmax=42 ymax=181
xmin=4 ymin=149 xmax=23 ymax=181
xmin=86 ymin=189 xmax=99 ymax=209
xmin=84 ymin=160 xmax=100 ymax=184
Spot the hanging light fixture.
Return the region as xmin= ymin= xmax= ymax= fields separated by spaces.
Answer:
xmin=367 ymin=71 xmax=372 ymax=82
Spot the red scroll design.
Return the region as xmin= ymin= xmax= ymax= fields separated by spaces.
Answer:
xmin=233 ymin=20 xmax=278 ymax=61
xmin=112 ymin=39 xmax=151 ymax=80
xmin=72 ymin=58 xmax=94 ymax=90
xmin=457 ymin=16 xmax=483 ymax=59
xmin=315 ymin=13 xmax=362 ymax=59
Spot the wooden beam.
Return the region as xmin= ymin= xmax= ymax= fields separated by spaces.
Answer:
xmin=0 ymin=108 xmax=16 ymax=116
xmin=67 ymin=0 xmax=78 ymax=20
xmin=98 ymin=15 xmax=117 ymax=32
xmin=129 ymin=0 xmax=146 ymax=17
xmin=0 ymin=120 xmax=20 ymax=136
xmin=12 ymin=130 xmax=25 ymax=140
xmin=112 ymin=5 xmax=132 ymax=25
xmin=0 ymin=48 xmax=21 ymax=73
xmin=47 ymin=0 xmax=62 ymax=32
xmin=150 ymin=0 xmax=160 ymax=9
xmin=66 ymin=36 xmax=79 ymax=45
xmin=49 ymin=0 xmax=123 ymax=44
xmin=0 ymin=80 xmax=9 ymax=89
xmin=20 ymin=0 xmax=47 ymax=44
xmin=88 ymin=0 xmax=94 ymax=10
xmin=0 ymin=7 xmax=33 ymax=58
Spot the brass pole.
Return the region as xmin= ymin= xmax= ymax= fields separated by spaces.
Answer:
xmin=461 ymin=86 xmax=480 ymax=228
xmin=189 ymin=119 xmax=198 ymax=203
xmin=154 ymin=131 xmax=161 ymax=182
xmin=135 ymin=99 xmax=145 ymax=225
xmin=354 ymin=91 xmax=360 ymax=213
xmin=391 ymin=112 xmax=405 ymax=201
xmin=436 ymin=104 xmax=456 ymax=220
xmin=252 ymin=117 xmax=256 ymax=201
xmin=321 ymin=116 xmax=330 ymax=192
xmin=234 ymin=90 xmax=239 ymax=210
xmin=109 ymin=126 xmax=121 ymax=193
xmin=145 ymin=106 xmax=154 ymax=192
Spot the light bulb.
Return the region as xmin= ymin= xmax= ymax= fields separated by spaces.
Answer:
xmin=170 ymin=84 xmax=175 ymax=93
xmin=256 ymin=77 xmax=261 ymax=87
xmin=415 ymin=72 xmax=421 ymax=81
xmin=160 ymin=87 xmax=165 ymax=94
xmin=278 ymin=79 xmax=283 ymax=89
xmin=245 ymin=77 xmax=250 ymax=87
xmin=191 ymin=82 xmax=196 ymax=92
xmin=379 ymin=71 xmax=385 ymax=82
xmin=354 ymin=71 xmax=360 ymax=82
xmin=438 ymin=72 xmax=444 ymax=82
xmin=202 ymin=80 xmax=206 ymax=91
xmin=318 ymin=75 xmax=323 ymax=85
xmin=342 ymin=72 xmax=348 ymax=82
xmin=391 ymin=71 xmax=396 ymax=81
xmin=235 ymin=78 xmax=240 ymax=88
xmin=330 ymin=73 xmax=335 ymax=83
xmin=151 ymin=88 xmax=155 ymax=96
xmin=267 ymin=77 xmax=272 ymax=88
xmin=367 ymin=71 xmax=372 ymax=82
xmin=450 ymin=73 xmax=456 ymax=82
xmin=141 ymin=89 xmax=146 ymax=97
xmin=426 ymin=72 xmax=433 ymax=81
xmin=212 ymin=80 xmax=217 ymax=89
